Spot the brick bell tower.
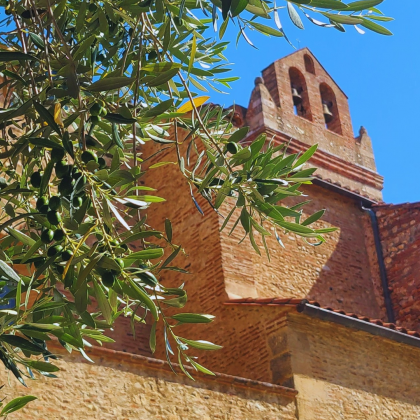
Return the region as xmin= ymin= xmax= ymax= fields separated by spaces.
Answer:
xmin=243 ymin=47 xmax=383 ymax=201
xmin=142 ymin=48 xmax=390 ymax=380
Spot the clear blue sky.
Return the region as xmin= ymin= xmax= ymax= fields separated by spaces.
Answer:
xmin=0 ymin=3 xmax=417 ymax=204
xmin=209 ymin=1 xmax=419 ymax=205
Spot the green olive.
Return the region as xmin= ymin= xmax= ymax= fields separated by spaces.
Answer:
xmin=72 ymin=172 xmax=87 ymax=185
xmin=102 ymin=270 xmax=116 ymax=287
xmin=81 ymin=150 xmax=98 ymax=164
xmin=47 ymin=244 xmax=63 ymax=257
xmin=90 ymin=103 xmax=102 ymax=117
xmin=34 ymin=258 xmax=45 ymax=268
xmin=147 ymin=50 xmax=157 ymax=61
xmin=51 ymin=148 xmax=65 ymax=162
xmin=41 ymin=229 xmax=54 ymax=244
xmin=49 ymin=196 xmax=62 ymax=211
xmin=47 ymin=210 xmax=62 ymax=226
xmin=0 ymin=177 xmax=8 ymax=190
xmin=72 ymin=196 xmax=83 ymax=208
xmin=53 ymin=229 xmax=65 ymax=242
xmin=55 ymin=160 xmax=70 ymax=179
xmin=36 ymin=196 xmax=49 ymax=211
xmin=98 ymin=157 xmax=107 ymax=169
xmin=30 ymin=171 xmax=42 ymax=188
xmin=58 ymin=176 xmax=75 ymax=196
xmin=61 ymin=249 xmax=73 ymax=261
xmin=226 ymin=142 xmax=239 ymax=154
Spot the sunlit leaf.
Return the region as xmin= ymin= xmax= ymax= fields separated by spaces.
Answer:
xmin=178 ymin=96 xmax=210 ymax=113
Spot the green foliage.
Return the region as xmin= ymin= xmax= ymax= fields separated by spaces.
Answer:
xmin=0 ymin=0 xmax=391 ymax=413
xmin=0 ymin=394 xmax=37 ymax=416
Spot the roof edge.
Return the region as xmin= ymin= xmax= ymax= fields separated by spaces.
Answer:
xmin=298 ymin=302 xmax=420 ymax=350
xmin=312 ymin=177 xmax=377 ymax=207
xmin=225 ymin=298 xmax=420 ymax=348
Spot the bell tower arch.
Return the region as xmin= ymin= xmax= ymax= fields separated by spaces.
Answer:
xmin=289 ymin=67 xmax=312 ymax=121
xmin=319 ymin=82 xmax=342 ymax=135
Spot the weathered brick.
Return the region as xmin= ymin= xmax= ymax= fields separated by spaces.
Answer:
xmin=375 ymin=202 xmax=420 ymax=330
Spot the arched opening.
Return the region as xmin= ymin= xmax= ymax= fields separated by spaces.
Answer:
xmin=304 ymin=54 xmax=315 ymax=75
xmin=289 ymin=67 xmax=312 ymax=121
xmin=319 ymin=83 xmax=342 ymax=135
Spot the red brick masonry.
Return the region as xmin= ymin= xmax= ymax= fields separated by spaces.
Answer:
xmin=225 ymin=298 xmax=420 ymax=338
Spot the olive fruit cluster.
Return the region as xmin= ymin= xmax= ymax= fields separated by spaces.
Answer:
xmin=97 ymin=239 xmax=128 ymax=254
xmin=81 ymin=150 xmax=107 ymax=171
xmin=40 ymin=225 xmax=73 ymax=262
xmin=95 ymin=240 xmax=127 ymax=287
xmin=55 ymin=164 xmax=90 ymax=205
xmin=89 ymin=102 xmax=107 ymax=125
xmin=36 ymin=194 xmax=63 ymax=223
xmin=40 ymin=227 xmax=63 ymax=244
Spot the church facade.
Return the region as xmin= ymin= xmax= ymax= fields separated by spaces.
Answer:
xmin=4 ymin=48 xmax=420 ymax=419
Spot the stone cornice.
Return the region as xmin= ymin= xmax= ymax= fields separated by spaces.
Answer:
xmin=48 ymin=341 xmax=297 ymax=398
xmin=244 ymin=126 xmax=384 ymax=192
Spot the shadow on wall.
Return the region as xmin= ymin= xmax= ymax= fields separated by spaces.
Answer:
xmin=375 ymin=204 xmax=420 ymax=331
xmin=286 ymin=186 xmax=384 ymax=320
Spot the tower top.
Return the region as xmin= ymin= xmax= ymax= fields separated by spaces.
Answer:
xmin=243 ymin=48 xmax=383 ymax=201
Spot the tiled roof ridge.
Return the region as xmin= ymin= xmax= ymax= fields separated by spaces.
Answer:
xmin=225 ymin=297 xmax=420 ymax=339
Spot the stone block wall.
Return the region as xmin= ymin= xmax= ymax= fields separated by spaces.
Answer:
xmin=0 ymin=346 xmax=297 ymax=420
xmin=287 ymin=313 xmax=420 ymax=420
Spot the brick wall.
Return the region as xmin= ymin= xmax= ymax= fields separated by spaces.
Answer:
xmin=220 ymin=184 xmax=384 ymax=319
xmin=105 ymin=317 xmax=152 ymax=355
xmin=375 ymin=202 xmax=420 ymax=330
xmin=139 ymin=133 xmax=387 ymax=380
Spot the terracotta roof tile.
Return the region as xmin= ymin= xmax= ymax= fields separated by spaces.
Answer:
xmin=373 ymin=201 xmax=420 ymax=210
xmin=225 ymin=298 xmax=420 ymax=339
